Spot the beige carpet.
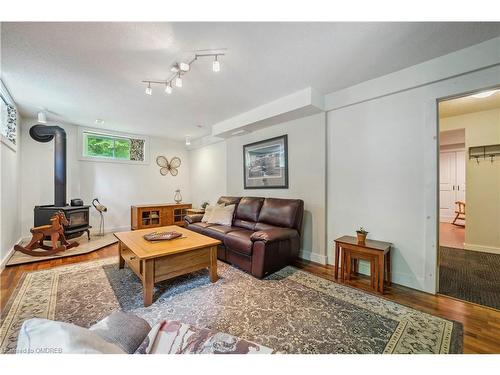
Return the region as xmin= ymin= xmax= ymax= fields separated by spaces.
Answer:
xmin=5 ymin=233 xmax=117 ymax=266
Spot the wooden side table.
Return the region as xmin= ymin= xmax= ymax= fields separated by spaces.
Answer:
xmin=334 ymin=236 xmax=392 ymax=294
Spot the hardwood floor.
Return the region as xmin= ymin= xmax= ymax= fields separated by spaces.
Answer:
xmin=440 ymin=222 xmax=465 ymax=249
xmin=1 ymin=245 xmax=499 ymax=353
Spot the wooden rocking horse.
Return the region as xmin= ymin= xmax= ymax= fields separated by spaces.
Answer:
xmin=14 ymin=211 xmax=79 ymax=256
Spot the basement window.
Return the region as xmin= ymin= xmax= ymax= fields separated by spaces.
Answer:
xmin=80 ymin=129 xmax=148 ymax=163
xmin=0 ymin=80 xmax=17 ymax=151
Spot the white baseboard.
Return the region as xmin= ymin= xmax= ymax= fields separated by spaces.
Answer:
xmin=298 ymin=250 xmax=327 ymax=265
xmin=464 ymin=243 xmax=500 ymax=255
xmin=0 ymin=236 xmax=22 ymax=272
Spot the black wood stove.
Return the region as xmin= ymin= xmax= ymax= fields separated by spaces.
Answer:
xmin=30 ymin=124 xmax=91 ymax=240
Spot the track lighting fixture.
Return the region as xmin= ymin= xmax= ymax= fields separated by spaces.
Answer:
xmin=142 ymin=51 xmax=225 ymax=96
xmin=37 ymin=111 xmax=47 ymax=124
xmin=175 ymin=73 xmax=183 ymax=88
xmin=213 ymin=55 xmax=220 ymax=72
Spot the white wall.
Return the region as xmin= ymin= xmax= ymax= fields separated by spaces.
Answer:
xmin=327 ymin=65 xmax=500 ymax=293
xmin=225 ymin=113 xmax=327 ymax=263
xmin=0 ymin=135 xmax=21 ymax=267
xmin=20 ymin=119 xmax=191 ymax=237
xmin=188 ymin=141 xmax=227 ymax=207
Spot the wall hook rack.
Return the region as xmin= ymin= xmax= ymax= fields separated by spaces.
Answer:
xmin=469 ymin=144 xmax=500 ymax=163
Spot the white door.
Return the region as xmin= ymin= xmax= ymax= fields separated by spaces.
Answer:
xmin=439 ymin=150 xmax=466 ymax=222
xmin=440 ymin=152 xmax=456 ymax=221
xmin=455 ymin=150 xmax=466 ymax=203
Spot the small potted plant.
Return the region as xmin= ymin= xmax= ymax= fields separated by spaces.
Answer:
xmin=356 ymin=227 xmax=368 ymax=244
xmin=201 ymin=201 xmax=209 ymax=211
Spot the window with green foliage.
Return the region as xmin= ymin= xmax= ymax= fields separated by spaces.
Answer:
xmin=82 ymin=131 xmax=145 ymax=162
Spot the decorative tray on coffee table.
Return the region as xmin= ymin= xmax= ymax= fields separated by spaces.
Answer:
xmin=143 ymin=231 xmax=183 ymax=241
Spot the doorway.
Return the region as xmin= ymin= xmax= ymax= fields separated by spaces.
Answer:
xmin=437 ymin=87 xmax=500 ymax=310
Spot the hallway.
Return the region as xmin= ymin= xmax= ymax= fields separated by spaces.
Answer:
xmin=440 ymin=222 xmax=465 ymax=249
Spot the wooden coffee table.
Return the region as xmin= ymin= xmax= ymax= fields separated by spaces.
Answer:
xmin=114 ymin=225 xmax=221 ymax=306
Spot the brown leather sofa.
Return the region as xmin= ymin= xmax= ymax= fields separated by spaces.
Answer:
xmin=185 ymin=196 xmax=304 ymax=278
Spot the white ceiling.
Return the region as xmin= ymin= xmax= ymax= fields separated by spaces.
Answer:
xmin=439 ymin=89 xmax=500 ymax=118
xmin=2 ymin=22 xmax=500 ymax=140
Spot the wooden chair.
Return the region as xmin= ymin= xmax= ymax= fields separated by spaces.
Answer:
xmin=452 ymin=201 xmax=466 ymax=226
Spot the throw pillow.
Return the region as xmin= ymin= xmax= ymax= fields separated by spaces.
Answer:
xmin=136 ymin=320 xmax=274 ymax=354
xmin=201 ymin=204 xmax=224 ymax=223
xmin=208 ymin=204 xmax=235 ymax=226
xmin=89 ymin=311 xmax=151 ymax=354
xmin=16 ymin=318 xmax=125 ymax=354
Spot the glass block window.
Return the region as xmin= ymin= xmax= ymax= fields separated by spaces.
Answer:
xmin=1 ymin=94 xmax=17 ymax=147
xmin=82 ymin=131 xmax=145 ymax=162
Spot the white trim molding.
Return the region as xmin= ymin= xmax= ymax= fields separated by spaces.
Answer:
xmin=299 ymin=250 xmax=327 ymax=265
xmin=464 ymin=243 xmax=500 ymax=255
xmin=0 ymin=236 xmax=22 ymax=273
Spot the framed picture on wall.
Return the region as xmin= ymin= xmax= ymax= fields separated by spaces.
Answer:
xmin=243 ymin=134 xmax=288 ymax=189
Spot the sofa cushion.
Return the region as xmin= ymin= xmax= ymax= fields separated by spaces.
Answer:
xmin=185 ymin=213 xmax=203 ymax=224
xmin=233 ymin=219 xmax=258 ymax=231
xmin=187 ymin=222 xmax=217 ymax=235
xmin=203 ymin=225 xmax=241 ymax=241
xmin=250 ymin=228 xmax=299 ymax=243
xmin=235 ymin=197 xmax=264 ymax=222
xmin=191 ymin=222 xmax=217 ymax=229
xmin=257 ymin=198 xmax=303 ymax=230
xmin=224 ymin=230 xmax=254 ymax=255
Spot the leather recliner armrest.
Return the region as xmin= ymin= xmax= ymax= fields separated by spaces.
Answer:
xmin=250 ymin=228 xmax=299 ymax=243
xmin=185 ymin=214 xmax=204 ymax=224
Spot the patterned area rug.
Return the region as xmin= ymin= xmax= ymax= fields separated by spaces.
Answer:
xmin=439 ymin=246 xmax=500 ymax=310
xmin=1 ymin=258 xmax=463 ymax=354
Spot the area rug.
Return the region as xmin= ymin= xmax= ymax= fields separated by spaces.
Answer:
xmin=5 ymin=233 xmax=117 ymax=266
xmin=1 ymin=258 xmax=463 ymax=354
xmin=439 ymin=246 xmax=500 ymax=310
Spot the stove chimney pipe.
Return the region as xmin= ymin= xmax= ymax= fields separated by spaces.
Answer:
xmin=29 ymin=124 xmax=67 ymax=207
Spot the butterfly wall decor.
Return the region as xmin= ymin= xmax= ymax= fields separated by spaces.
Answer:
xmin=156 ymin=156 xmax=181 ymax=176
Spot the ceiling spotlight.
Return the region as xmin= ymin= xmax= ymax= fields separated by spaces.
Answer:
xmin=179 ymin=62 xmax=190 ymax=72
xmin=165 ymin=83 xmax=172 ymax=94
xmin=175 ymin=74 xmax=183 ymax=88
xmin=37 ymin=111 xmax=47 ymax=124
xmin=471 ymin=89 xmax=499 ymax=99
xmin=145 ymin=82 xmax=152 ymax=95
xmin=170 ymin=65 xmax=179 ymax=73
xmin=95 ymin=119 xmax=105 ymax=126
xmin=185 ymin=136 xmax=191 ymax=146
xmin=212 ymin=55 xmax=220 ymax=72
